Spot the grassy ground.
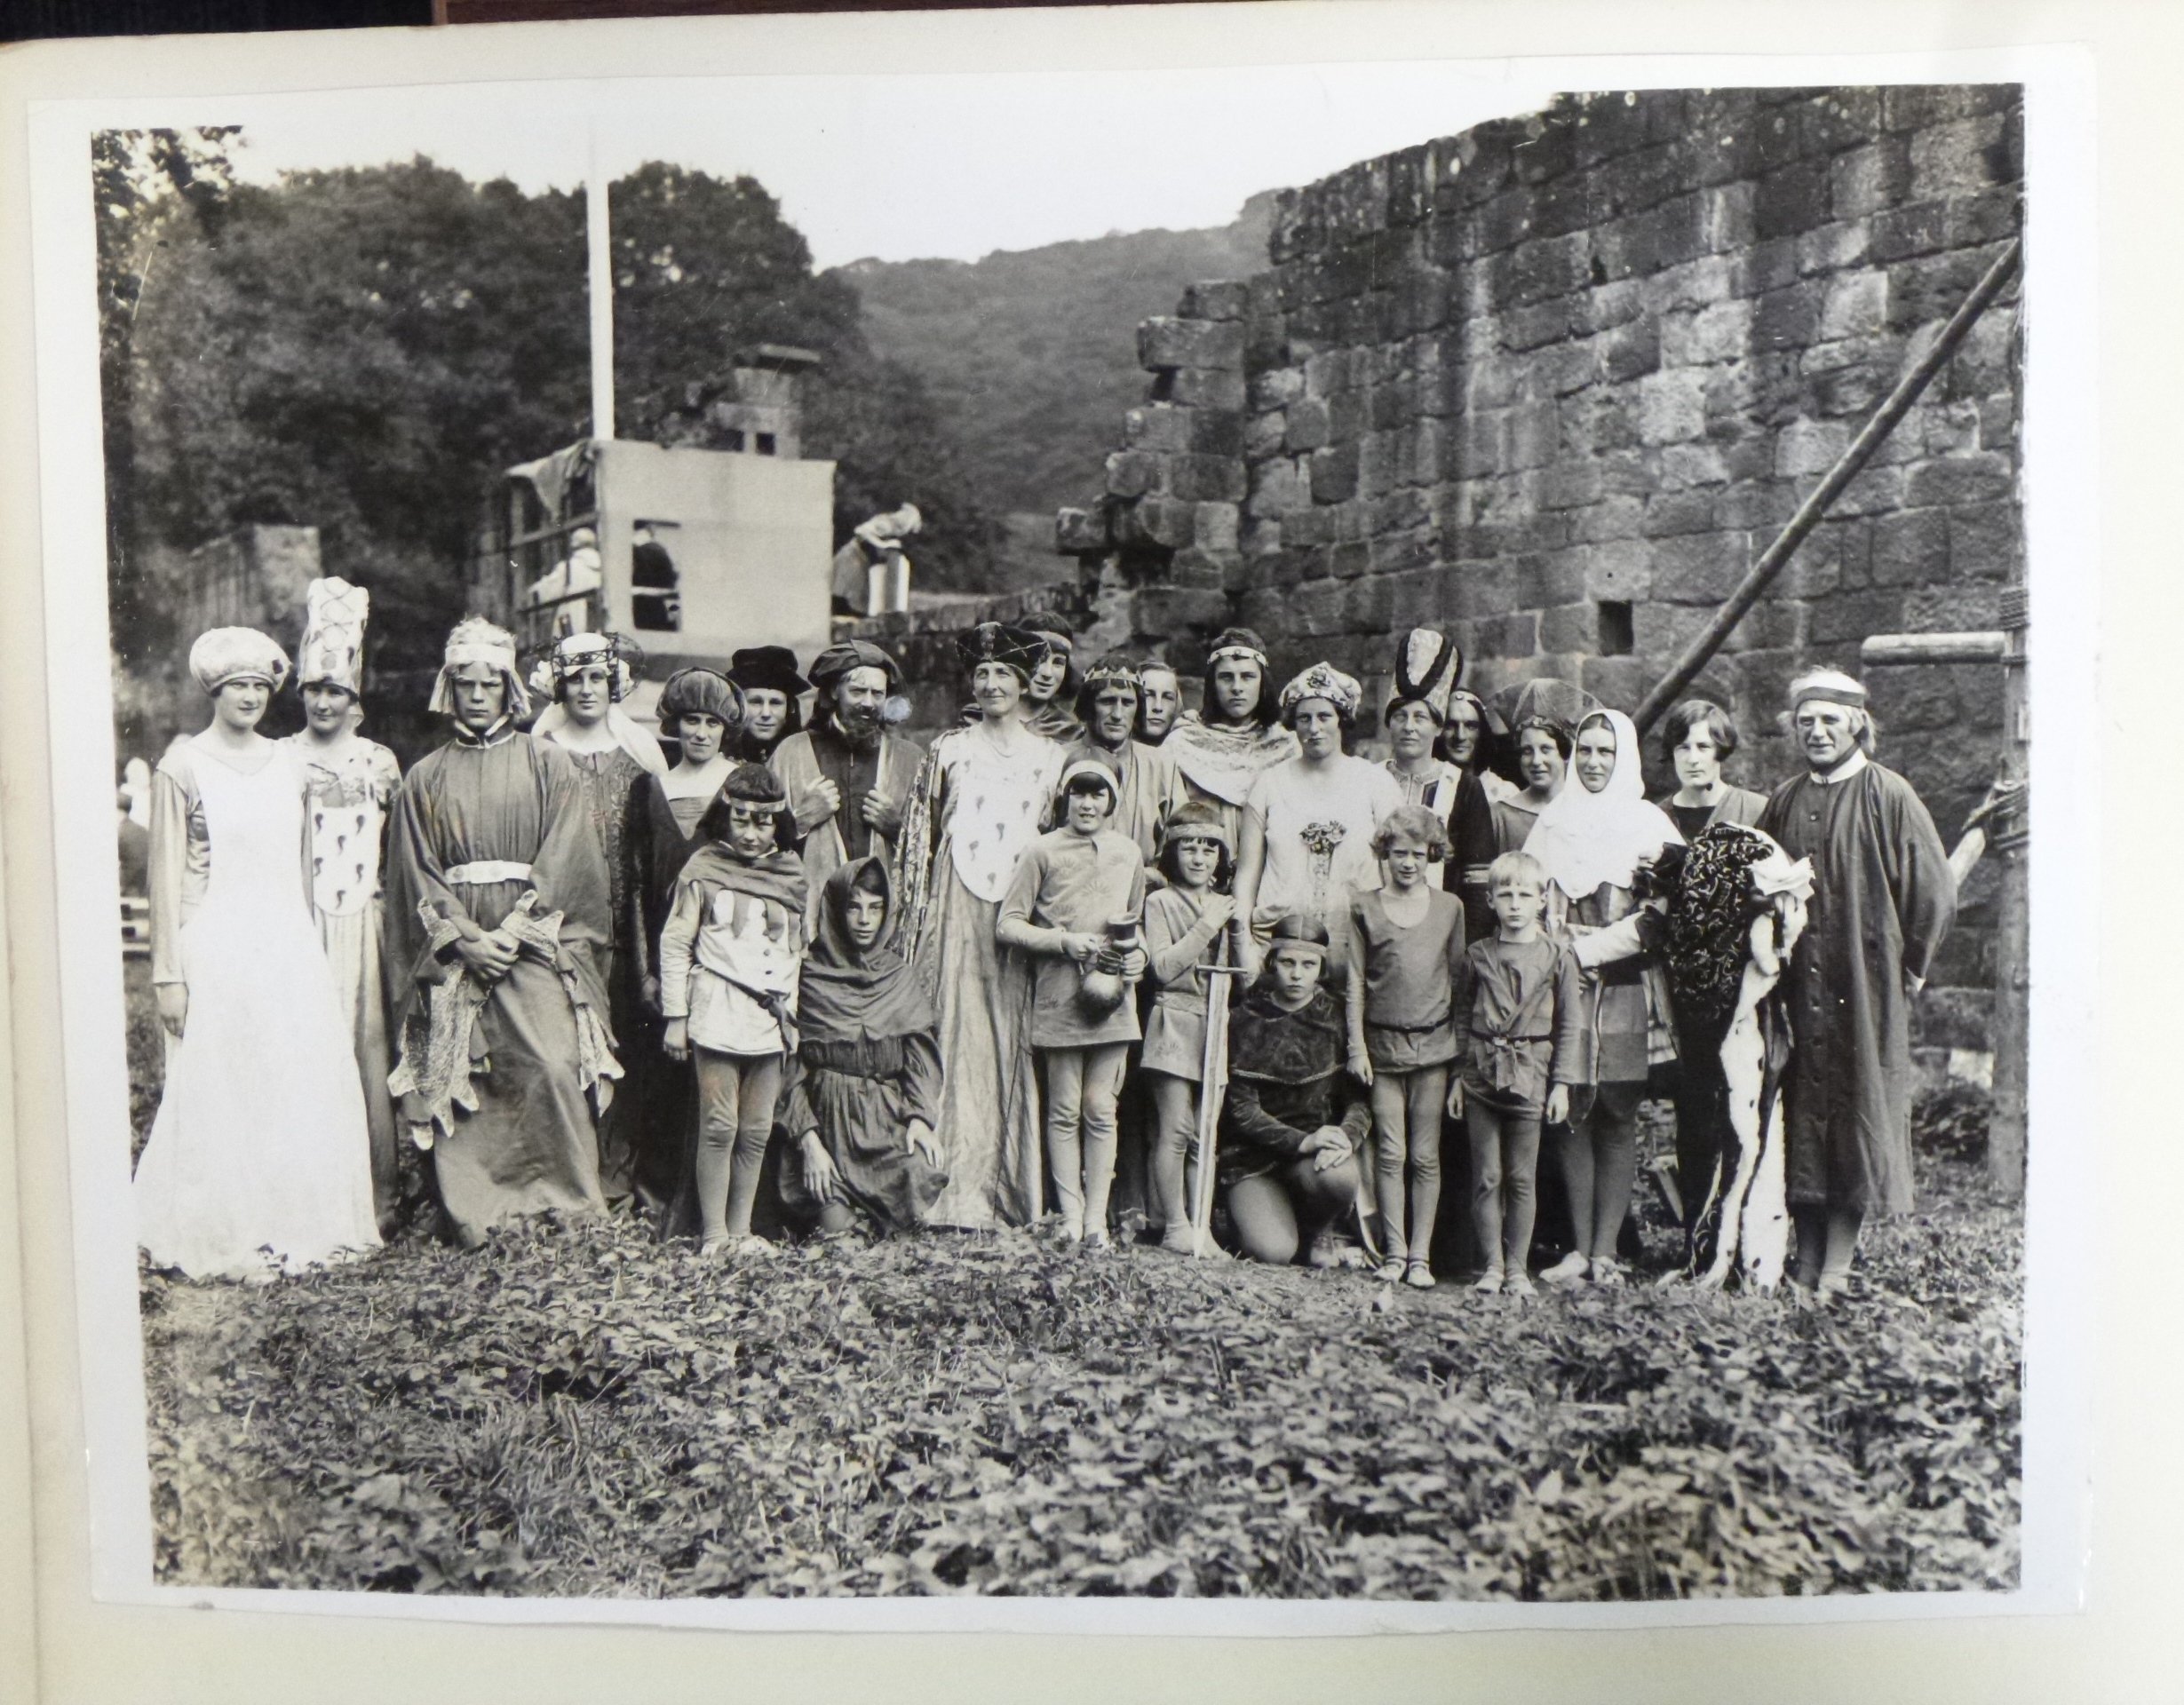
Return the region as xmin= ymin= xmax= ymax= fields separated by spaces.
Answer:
xmin=139 ymin=1145 xmax=2021 ymax=1600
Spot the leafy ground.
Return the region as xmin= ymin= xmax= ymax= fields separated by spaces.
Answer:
xmin=139 ymin=1130 xmax=2021 ymax=1601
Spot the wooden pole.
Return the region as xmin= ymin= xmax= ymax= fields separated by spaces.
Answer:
xmin=1632 ymin=238 xmax=2021 ymax=734
xmin=1988 ymin=585 xmax=2030 ymax=1198
xmin=585 ymin=122 xmax=615 ymax=443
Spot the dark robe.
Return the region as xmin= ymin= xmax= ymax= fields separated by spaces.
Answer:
xmin=1759 ymin=762 xmax=1955 ymax=1215
xmin=1219 ymin=984 xmax=1371 ymax=1190
xmin=778 ymin=857 xmax=948 ymax=1232
xmin=385 ymin=729 xmax=615 ymax=1244
xmin=623 ymin=774 xmax=712 ymax=1217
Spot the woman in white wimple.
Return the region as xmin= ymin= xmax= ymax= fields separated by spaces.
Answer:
xmin=136 ymin=628 xmax=381 ymax=1281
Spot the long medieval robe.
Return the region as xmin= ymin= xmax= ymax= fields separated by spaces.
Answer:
xmin=384 ymin=729 xmax=619 ymax=1245
xmin=1759 ymin=762 xmax=1955 ymax=1215
xmin=778 ymin=857 xmax=949 ymax=1233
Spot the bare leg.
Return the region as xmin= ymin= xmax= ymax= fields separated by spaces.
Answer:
xmin=1369 ymin=1072 xmax=1412 ymax=1264
xmin=1225 ymin=1172 xmax=1300 ymax=1265
xmin=693 ymin=1048 xmax=743 ymax=1244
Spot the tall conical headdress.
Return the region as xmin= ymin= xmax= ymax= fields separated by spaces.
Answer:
xmin=1386 ymin=627 xmax=1461 ymax=722
xmin=297 ymin=577 xmax=369 ymax=696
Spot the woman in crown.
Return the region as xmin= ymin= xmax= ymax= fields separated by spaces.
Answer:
xmin=284 ymin=579 xmax=406 ymax=1235
xmin=895 ymin=623 xmax=1068 ymax=1228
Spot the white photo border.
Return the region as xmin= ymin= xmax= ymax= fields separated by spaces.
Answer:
xmin=24 ymin=30 xmax=2098 ymax=1635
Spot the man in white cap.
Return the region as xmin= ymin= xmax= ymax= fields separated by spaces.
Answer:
xmin=1758 ymin=667 xmax=1956 ymax=1296
xmin=286 ymin=577 xmax=405 ymax=1233
xmin=383 ymin=617 xmax=621 ymax=1246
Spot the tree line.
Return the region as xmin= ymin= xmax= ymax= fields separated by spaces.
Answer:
xmin=95 ymin=131 xmax=995 ymax=695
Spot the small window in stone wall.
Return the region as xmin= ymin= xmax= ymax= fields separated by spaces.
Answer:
xmin=1598 ymin=600 xmax=1634 ymax=657
xmin=756 ymin=432 xmax=777 ymax=456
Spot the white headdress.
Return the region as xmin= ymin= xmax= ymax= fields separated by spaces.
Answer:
xmin=189 ymin=627 xmax=290 ymax=696
xmin=429 ymin=616 xmax=529 ymax=719
xmin=297 ymin=577 xmax=369 ymax=696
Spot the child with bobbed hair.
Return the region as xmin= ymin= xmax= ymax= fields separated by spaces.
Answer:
xmin=1346 ymin=804 xmax=1466 ymax=1287
xmin=1137 ymin=801 xmax=1239 ymax=1254
xmin=1449 ymin=850 xmax=1589 ymax=1296
xmin=660 ymin=762 xmax=809 ymax=1257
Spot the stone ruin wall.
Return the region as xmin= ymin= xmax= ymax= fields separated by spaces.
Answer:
xmin=1054 ymin=84 xmax=2023 ymax=1075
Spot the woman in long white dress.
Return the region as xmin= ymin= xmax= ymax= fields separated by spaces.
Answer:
xmin=897 ymin=623 xmax=1066 ymax=1228
xmin=136 ymin=628 xmax=381 ymax=1280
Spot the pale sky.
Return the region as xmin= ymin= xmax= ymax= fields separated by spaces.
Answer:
xmin=214 ymin=63 xmax=1554 ymax=266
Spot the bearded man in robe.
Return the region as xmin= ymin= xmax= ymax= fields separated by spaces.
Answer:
xmin=1757 ymin=668 xmax=1955 ymax=1296
xmin=773 ymin=638 xmax=925 ymax=921
xmin=385 ymin=617 xmax=620 ymax=1246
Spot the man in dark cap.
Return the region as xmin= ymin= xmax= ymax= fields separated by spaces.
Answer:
xmin=773 ymin=638 xmax=925 ymax=915
xmin=727 ymin=646 xmax=812 ymax=765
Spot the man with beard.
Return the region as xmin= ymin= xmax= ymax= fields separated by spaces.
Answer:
xmin=1136 ymin=661 xmax=1183 ymax=745
xmin=1067 ymin=654 xmax=1186 ymax=863
xmin=773 ymin=638 xmax=925 ymax=922
xmin=1758 ymin=668 xmax=1955 ymax=1297
xmin=727 ymin=645 xmax=811 ymax=764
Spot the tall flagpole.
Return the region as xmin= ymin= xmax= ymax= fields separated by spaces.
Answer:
xmin=586 ymin=118 xmax=615 ymax=442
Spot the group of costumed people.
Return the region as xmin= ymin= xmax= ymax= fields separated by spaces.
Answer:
xmin=134 ymin=585 xmax=1966 ymax=1301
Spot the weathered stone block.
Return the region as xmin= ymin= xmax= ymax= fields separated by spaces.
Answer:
xmin=1904 ymin=583 xmax=2005 ymax=630
xmin=1309 ymin=443 xmax=1360 ymax=504
xmin=1370 ymin=530 xmax=1439 ymax=577
xmin=1641 ymin=490 xmax=1716 ymax=538
xmin=1116 ymin=496 xmax=1197 ymax=551
xmin=1539 ymin=602 xmax=1598 ymax=653
xmin=1054 ymin=506 xmax=1110 ymax=554
xmin=1579 ymin=654 xmax=1648 ymax=710
xmin=1661 ymin=442 xmax=1729 ymax=488
xmin=1517 ymin=550 xmax=1589 ymax=607
xmin=1191 ymin=411 xmax=1246 ymax=458
xmin=1509 ymin=400 xmax=1561 ymax=470
xmin=1732 ymin=236 xmax=1803 ymax=300
xmin=1831 ymin=463 xmax=1906 ymax=516
xmin=1807 ymin=589 xmax=1906 ymax=645
xmin=1910 ymin=113 xmax=2009 ymax=201
xmin=1180 ymin=279 xmax=1251 ymax=321
xmin=1538 ymin=458 xmax=1603 ymax=512
xmin=1818 ymin=271 xmax=1888 ymax=339
xmin=1799 ymin=88 xmax=1886 ymax=155
xmin=1636 ymin=369 xmax=1708 ymax=444
xmin=1140 ymin=315 xmax=1245 ymax=374
xmin=1169 ymin=454 xmax=1247 ymax=505
xmin=1703 ymin=182 xmax=1758 ymax=254
xmin=1586 ymin=537 xmax=1653 ymax=599
xmin=1868 ymin=201 xmax=1950 ymax=264
xmin=1500 ymin=231 xmax=1592 ymax=307
xmin=1165 ymin=546 xmax=1235 ymax=591
xmin=1132 ymin=586 xmax=1231 ymax=638
xmin=1279 ymin=504 xmax=1335 ymax=547
xmin=1830 ymin=135 xmax=1914 ymax=219
xmin=1904 ymin=452 xmax=2015 ymax=508
xmin=1632 ymin=600 xmax=1714 ymax=656
xmin=1243 ymin=411 xmax=1287 ymax=459
xmin=1650 ymin=529 xmax=1752 ymax=603
xmin=1753 ymin=281 xmax=1823 ymax=350
xmin=1499 ymin=299 xmax=1578 ymax=353
xmin=1251 ymin=367 xmax=1306 ymax=410
xmin=1343 ymin=575 xmax=1396 ymax=630
xmin=1167 ymin=369 xmax=1248 ymax=410
xmin=1753 ymin=160 xmax=1831 ymax=241
xmin=1472 ymin=611 xmax=1541 ymax=660
xmin=1194 ymin=503 xmax=1242 ymax=555
xmin=1775 ymin=418 xmax=1851 ymax=478
xmin=1601 ymin=317 xmax=1661 ymax=382
xmin=1663 ymin=299 xmax=1751 ymax=366
xmin=1105 ymin=449 xmax=1163 ymax=500
xmin=1798 ymin=218 xmax=1873 ymax=275
xmin=1712 ymin=480 xmax=1799 ymax=533
xmin=1124 ymin=404 xmax=1193 ymax=454
xmin=1948 ymin=500 xmax=2023 ymax=581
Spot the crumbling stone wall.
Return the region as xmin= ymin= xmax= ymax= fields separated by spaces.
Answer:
xmin=1058 ymin=84 xmax=2023 ymax=1072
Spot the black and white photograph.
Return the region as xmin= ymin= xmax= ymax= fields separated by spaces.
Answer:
xmin=19 ymin=28 xmax=2094 ymax=1627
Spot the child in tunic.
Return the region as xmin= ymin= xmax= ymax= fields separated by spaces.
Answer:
xmin=660 ymin=763 xmax=809 ymax=1258
xmin=996 ymin=757 xmax=1149 ymax=1247
xmin=1219 ymin=915 xmax=1371 ymax=1266
xmin=1345 ymin=805 xmax=1466 ymax=1289
xmin=1449 ymin=851 xmax=1588 ymax=1296
xmin=1139 ymin=801 xmax=1238 ymax=1255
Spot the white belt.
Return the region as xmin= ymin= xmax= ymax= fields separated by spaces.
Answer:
xmin=444 ymin=860 xmax=533 ymax=886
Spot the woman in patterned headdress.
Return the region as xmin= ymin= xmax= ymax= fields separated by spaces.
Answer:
xmin=895 ymin=623 xmax=1067 ymax=1227
xmin=284 ymin=579 xmax=405 ymax=1235
xmin=137 ymin=628 xmax=382 ymax=1279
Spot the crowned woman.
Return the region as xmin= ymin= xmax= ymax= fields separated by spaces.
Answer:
xmin=896 ymin=622 xmax=1067 ymax=1227
xmin=284 ymin=579 xmax=405 ymax=1234
xmin=137 ymin=628 xmax=381 ymax=1279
